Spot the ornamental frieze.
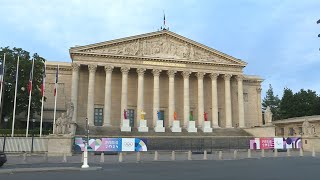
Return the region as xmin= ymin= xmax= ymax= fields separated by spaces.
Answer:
xmin=80 ymin=35 xmax=231 ymax=64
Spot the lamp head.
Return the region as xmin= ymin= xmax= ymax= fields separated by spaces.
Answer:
xmin=4 ymin=117 xmax=8 ymax=123
xmin=32 ymin=118 xmax=36 ymax=123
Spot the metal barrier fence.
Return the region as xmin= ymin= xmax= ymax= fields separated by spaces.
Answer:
xmin=0 ymin=137 xmax=48 ymax=152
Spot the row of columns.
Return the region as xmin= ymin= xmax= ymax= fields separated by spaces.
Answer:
xmin=70 ymin=63 xmax=246 ymax=128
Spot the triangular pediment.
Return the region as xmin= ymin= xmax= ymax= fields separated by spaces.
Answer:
xmin=70 ymin=30 xmax=247 ymax=66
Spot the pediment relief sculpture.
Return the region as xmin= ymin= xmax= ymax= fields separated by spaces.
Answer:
xmin=80 ymin=35 xmax=233 ymax=64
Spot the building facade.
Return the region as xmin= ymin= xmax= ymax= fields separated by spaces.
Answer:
xmin=44 ymin=30 xmax=263 ymax=134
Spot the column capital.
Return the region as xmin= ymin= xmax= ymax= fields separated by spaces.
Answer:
xmin=167 ymin=70 xmax=177 ymax=77
xmin=104 ymin=65 xmax=114 ymax=73
xmin=236 ymin=75 xmax=244 ymax=81
xmin=223 ymin=74 xmax=232 ymax=81
xmin=210 ymin=73 xmax=219 ymax=80
xmin=88 ymin=64 xmax=97 ymax=73
xmin=136 ymin=68 xmax=146 ymax=76
xmin=181 ymin=71 xmax=192 ymax=79
xmin=196 ymin=72 xmax=206 ymax=79
xmin=71 ymin=63 xmax=80 ymax=72
xmin=121 ymin=66 xmax=130 ymax=74
xmin=152 ymin=69 xmax=162 ymax=76
xmin=256 ymin=87 xmax=262 ymax=93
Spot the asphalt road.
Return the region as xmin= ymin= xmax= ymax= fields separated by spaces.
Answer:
xmin=1 ymin=157 xmax=319 ymax=180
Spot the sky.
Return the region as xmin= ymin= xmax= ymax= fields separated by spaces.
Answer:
xmin=0 ymin=0 xmax=319 ymax=98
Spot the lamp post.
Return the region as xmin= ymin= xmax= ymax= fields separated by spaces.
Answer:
xmin=81 ymin=117 xmax=89 ymax=168
xmin=31 ymin=118 xmax=35 ymax=153
xmin=2 ymin=117 xmax=8 ymax=152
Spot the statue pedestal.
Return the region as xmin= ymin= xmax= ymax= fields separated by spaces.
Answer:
xmin=121 ymin=119 xmax=131 ymax=132
xmin=202 ymin=121 xmax=213 ymax=132
xmin=171 ymin=120 xmax=182 ymax=132
xmin=47 ymin=135 xmax=73 ymax=156
xmin=138 ymin=119 xmax=149 ymax=132
xmin=187 ymin=121 xmax=197 ymax=132
xmin=154 ymin=120 xmax=165 ymax=132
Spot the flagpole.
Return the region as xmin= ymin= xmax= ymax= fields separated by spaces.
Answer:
xmin=40 ymin=61 xmax=46 ymax=137
xmin=53 ymin=65 xmax=59 ymax=134
xmin=26 ymin=58 xmax=35 ymax=137
xmin=0 ymin=53 xmax=6 ymax=107
xmin=11 ymin=56 xmax=20 ymax=137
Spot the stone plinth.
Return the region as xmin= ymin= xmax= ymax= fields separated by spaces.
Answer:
xmin=121 ymin=119 xmax=131 ymax=132
xmin=171 ymin=120 xmax=182 ymax=132
xmin=187 ymin=121 xmax=197 ymax=132
xmin=202 ymin=121 xmax=213 ymax=132
xmin=154 ymin=120 xmax=165 ymax=132
xmin=47 ymin=135 xmax=73 ymax=156
xmin=138 ymin=119 xmax=149 ymax=132
xmin=302 ymin=137 xmax=320 ymax=152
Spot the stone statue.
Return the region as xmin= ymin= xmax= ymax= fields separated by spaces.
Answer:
xmin=141 ymin=110 xmax=146 ymax=120
xmin=123 ymin=109 xmax=128 ymax=119
xmin=55 ymin=113 xmax=70 ymax=135
xmin=66 ymin=102 xmax=74 ymax=121
xmin=174 ymin=111 xmax=177 ymax=120
xmin=190 ymin=112 xmax=193 ymax=121
xmin=204 ymin=112 xmax=208 ymax=121
xmin=157 ymin=111 xmax=161 ymax=120
xmin=264 ymin=106 xmax=273 ymax=125
xmin=302 ymin=119 xmax=313 ymax=136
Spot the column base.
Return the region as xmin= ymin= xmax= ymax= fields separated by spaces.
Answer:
xmin=138 ymin=119 xmax=149 ymax=132
xmin=187 ymin=121 xmax=197 ymax=132
xmin=121 ymin=119 xmax=131 ymax=132
xmin=171 ymin=120 xmax=182 ymax=132
xmin=154 ymin=120 xmax=165 ymax=132
xmin=212 ymin=125 xmax=220 ymax=128
xmin=225 ymin=126 xmax=234 ymax=128
xmin=202 ymin=121 xmax=213 ymax=133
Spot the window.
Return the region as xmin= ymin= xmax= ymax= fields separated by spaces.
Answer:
xmin=298 ymin=127 xmax=302 ymax=134
xmin=94 ymin=108 xmax=103 ymax=126
xmin=127 ymin=109 xmax=135 ymax=127
xmin=289 ymin=128 xmax=294 ymax=136
xmin=159 ymin=110 xmax=165 ymax=126
xmin=243 ymin=93 xmax=248 ymax=102
xmin=280 ymin=128 xmax=284 ymax=136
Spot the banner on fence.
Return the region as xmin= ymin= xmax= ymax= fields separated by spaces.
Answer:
xmin=74 ymin=137 xmax=147 ymax=152
xmin=249 ymin=137 xmax=301 ymax=150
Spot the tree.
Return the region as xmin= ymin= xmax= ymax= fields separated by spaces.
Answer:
xmin=292 ymin=89 xmax=320 ymax=117
xmin=0 ymin=47 xmax=45 ymax=128
xmin=279 ymin=88 xmax=294 ymax=119
xmin=262 ymin=84 xmax=280 ymax=120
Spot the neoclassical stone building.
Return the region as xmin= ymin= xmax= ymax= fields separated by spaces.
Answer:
xmin=44 ymin=30 xmax=263 ymax=134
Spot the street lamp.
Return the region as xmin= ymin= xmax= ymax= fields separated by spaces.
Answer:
xmin=81 ymin=117 xmax=90 ymax=168
xmin=2 ymin=117 xmax=8 ymax=152
xmin=31 ymin=118 xmax=35 ymax=153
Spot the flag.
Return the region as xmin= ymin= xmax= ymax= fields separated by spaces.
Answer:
xmin=41 ymin=64 xmax=46 ymax=97
xmin=317 ymin=19 xmax=320 ymax=24
xmin=54 ymin=65 xmax=59 ymax=96
xmin=27 ymin=69 xmax=33 ymax=95
xmin=0 ymin=61 xmax=3 ymax=84
xmin=164 ymin=13 xmax=166 ymax=26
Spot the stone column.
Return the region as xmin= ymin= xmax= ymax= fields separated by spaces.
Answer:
xmin=87 ymin=64 xmax=97 ymax=125
xmin=196 ymin=72 xmax=206 ymax=128
xmin=210 ymin=73 xmax=219 ymax=128
xmin=71 ymin=63 xmax=80 ymax=124
xmin=256 ymin=87 xmax=263 ymax=126
xmin=120 ymin=66 xmax=130 ymax=125
xmin=152 ymin=69 xmax=162 ymax=127
xmin=182 ymin=71 xmax=191 ymax=128
xmin=223 ymin=74 xmax=232 ymax=128
xmin=136 ymin=68 xmax=146 ymax=127
xmin=103 ymin=65 xmax=114 ymax=127
xmin=167 ymin=70 xmax=177 ymax=127
xmin=237 ymin=75 xmax=245 ymax=128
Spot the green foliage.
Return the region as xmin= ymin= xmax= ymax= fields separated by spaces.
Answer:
xmin=0 ymin=47 xmax=46 ymax=128
xmin=0 ymin=128 xmax=51 ymax=136
xmin=262 ymin=84 xmax=281 ymax=120
xmin=280 ymin=88 xmax=320 ymax=119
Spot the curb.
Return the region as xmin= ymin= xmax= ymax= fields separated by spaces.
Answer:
xmin=0 ymin=166 xmax=102 ymax=174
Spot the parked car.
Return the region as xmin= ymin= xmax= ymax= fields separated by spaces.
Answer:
xmin=0 ymin=152 xmax=7 ymax=167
